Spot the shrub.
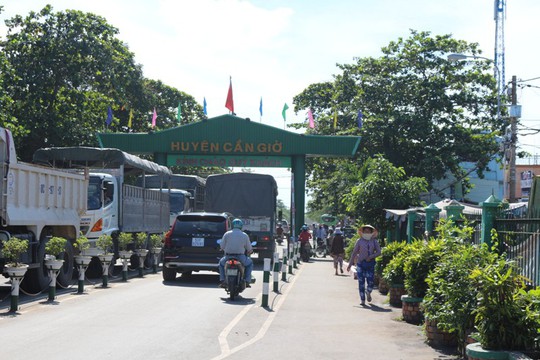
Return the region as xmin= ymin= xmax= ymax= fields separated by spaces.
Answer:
xmin=135 ymin=232 xmax=147 ymax=249
xmin=45 ymin=236 xmax=67 ymax=257
xmin=97 ymin=234 xmax=113 ymax=254
xmin=149 ymin=233 xmax=163 ymax=248
xmin=118 ymin=232 xmax=133 ymax=251
xmin=2 ymin=237 xmax=29 ymax=266
xmin=375 ymin=240 xmax=407 ymax=278
xmin=382 ymin=242 xmax=413 ymax=285
xmin=403 ymin=239 xmax=445 ymax=298
xmin=423 ymin=242 xmax=497 ymax=356
xmin=74 ymin=234 xmax=90 ymax=253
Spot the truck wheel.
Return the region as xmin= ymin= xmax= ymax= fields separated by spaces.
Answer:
xmin=162 ymin=266 xmax=176 ymax=281
xmin=85 ymin=257 xmax=102 ymax=279
xmin=21 ymin=240 xmax=50 ymax=293
xmin=56 ymin=241 xmax=74 ymax=287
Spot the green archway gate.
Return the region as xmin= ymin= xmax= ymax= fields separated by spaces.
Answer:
xmin=97 ymin=114 xmax=361 ymax=237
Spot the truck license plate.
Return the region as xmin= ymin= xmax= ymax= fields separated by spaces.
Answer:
xmin=192 ymin=238 xmax=204 ymax=247
xmin=226 ymin=268 xmax=238 ymax=276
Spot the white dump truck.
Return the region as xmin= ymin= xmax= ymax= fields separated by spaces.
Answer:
xmin=0 ymin=128 xmax=88 ymax=292
xmin=33 ymin=147 xmax=171 ymax=275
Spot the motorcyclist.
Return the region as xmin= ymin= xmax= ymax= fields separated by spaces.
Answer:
xmin=298 ymin=224 xmax=312 ymax=261
xmin=218 ymin=218 xmax=253 ymax=288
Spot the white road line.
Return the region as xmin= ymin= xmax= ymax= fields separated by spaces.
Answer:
xmin=212 ymin=264 xmax=303 ymax=360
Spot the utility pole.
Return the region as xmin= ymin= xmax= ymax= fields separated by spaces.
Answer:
xmin=508 ymin=75 xmax=517 ymax=202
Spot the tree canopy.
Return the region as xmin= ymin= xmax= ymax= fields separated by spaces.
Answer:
xmin=293 ymin=30 xmax=505 ymax=214
xmin=0 ymin=5 xmax=205 ymax=161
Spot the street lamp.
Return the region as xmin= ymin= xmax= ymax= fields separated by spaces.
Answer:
xmin=447 ymin=53 xmax=509 ymax=200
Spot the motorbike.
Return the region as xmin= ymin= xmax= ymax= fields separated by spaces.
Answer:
xmin=315 ymin=238 xmax=328 ymax=258
xmin=300 ymin=241 xmax=312 ymax=262
xmin=222 ymin=241 xmax=257 ymax=301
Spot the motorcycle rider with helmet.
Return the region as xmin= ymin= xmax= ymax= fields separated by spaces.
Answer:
xmin=298 ymin=224 xmax=312 ymax=262
xmin=218 ymin=218 xmax=254 ymax=288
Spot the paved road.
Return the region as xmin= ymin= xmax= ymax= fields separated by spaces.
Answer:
xmin=0 ymin=254 xmax=459 ymax=360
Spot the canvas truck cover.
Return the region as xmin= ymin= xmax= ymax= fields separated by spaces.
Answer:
xmin=204 ymin=173 xmax=277 ymax=216
xmin=137 ymin=174 xmax=206 ymax=189
xmin=33 ymin=147 xmax=171 ymax=176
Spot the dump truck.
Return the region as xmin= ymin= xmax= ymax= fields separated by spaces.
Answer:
xmin=204 ymin=173 xmax=277 ymax=260
xmin=139 ymin=174 xmax=206 ymax=211
xmin=33 ymin=147 xmax=171 ymax=274
xmin=0 ymin=128 xmax=87 ymax=292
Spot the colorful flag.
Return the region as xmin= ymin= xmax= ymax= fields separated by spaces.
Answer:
xmin=259 ymin=97 xmax=263 ymax=117
xmin=357 ymin=110 xmax=363 ymax=129
xmin=106 ymin=106 xmax=113 ymax=126
xmin=203 ymin=97 xmax=207 ymax=115
xmin=225 ymin=77 xmax=234 ymax=113
xmin=307 ymin=108 xmax=315 ymax=129
xmin=128 ymin=108 xmax=133 ymax=128
xmin=333 ymin=111 xmax=338 ymax=129
xmin=177 ymin=102 xmax=182 ymax=123
xmin=151 ymin=108 xmax=157 ymax=128
xmin=282 ymin=103 xmax=289 ymax=121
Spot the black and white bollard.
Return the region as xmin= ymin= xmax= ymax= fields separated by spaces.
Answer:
xmin=99 ymin=254 xmax=114 ymax=288
xmin=45 ymin=258 xmax=64 ymax=301
xmin=74 ymin=255 xmax=92 ymax=293
xmin=151 ymin=248 xmax=161 ymax=273
xmin=273 ymin=252 xmax=280 ymax=292
xmin=288 ymin=243 xmax=294 ymax=274
xmin=281 ymin=248 xmax=288 ymax=281
xmin=261 ymin=258 xmax=271 ymax=308
xmin=119 ymin=251 xmax=131 ymax=282
xmin=136 ymin=249 xmax=149 ymax=277
xmin=5 ymin=265 xmax=28 ymax=312
xmin=293 ymin=242 xmax=299 ymax=268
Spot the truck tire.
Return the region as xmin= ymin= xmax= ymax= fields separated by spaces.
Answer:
xmin=56 ymin=241 xmax=74 ymax=287
xmin=21 ymin=240 xmax=50 ymax=293
xmin=162 ymin=266 xmax=176 ymax=281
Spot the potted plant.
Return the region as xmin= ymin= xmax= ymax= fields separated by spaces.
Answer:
xmin=134 ymin=232 xmax=149 ymax=277
xmin=2 ymin=237 xmax=29 ymax=275
xmin=375 ymin=240 xmax=407 ymax=295
xmin=45 ymin=236 xmax=67 ymax=261
xmin=117 ymin=232 xmax=133 ymax=258
xmin=2 ymin=237 xmax=29 ymax=311
xmin=467 ymin=258 xmax=539 ymax=359
xmin=44 ymin=236 xmax=67 ymax=300
xmin=382 ymin=242 xmax=412 ymax=307
xmin=401 ymin=238 xmax=446 ymax=324
xmin=96 ymin=234 xmax=114 ymax=287
xmin=73 ymin=234 xmax=92 ymax=293
xmin=422 ymin=242 xmax=496 ymax=355
xmin=149 ymin=233 xmax=163 ymax=273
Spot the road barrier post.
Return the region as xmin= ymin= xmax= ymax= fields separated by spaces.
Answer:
xmin=273 ymin=252 xmax=280 ymax=292
xmin=262 ymin=258 xmax=271 ymax=307
xmin=282 ymin=248 xmax=288 ymax=281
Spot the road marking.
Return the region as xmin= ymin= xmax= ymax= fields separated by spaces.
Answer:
xmin=212 ymin=264 xmax=303 ymax=360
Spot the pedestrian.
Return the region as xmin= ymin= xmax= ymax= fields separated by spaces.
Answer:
xmin=346 ymin=225 xmax=381 ymax=306
xmin=330 ymin=227 xmax=345 ymax=275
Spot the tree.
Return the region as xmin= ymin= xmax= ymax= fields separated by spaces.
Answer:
xmin=343 ymin=155 xmax=428 ymax=231
xmin=293 ymin=30 xmax=504 ymax=210
xmin=0 ymin=5 xmax=145 ymax=160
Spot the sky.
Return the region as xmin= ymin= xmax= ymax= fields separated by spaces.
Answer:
xmin=1 ymin=0 xmax=540 ymax=208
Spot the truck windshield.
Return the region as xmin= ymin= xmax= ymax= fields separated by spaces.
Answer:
xmin=169 ymin=193 xmax=186 ymax=213
xmin=87 ymin=177 xmax=102 ymax=210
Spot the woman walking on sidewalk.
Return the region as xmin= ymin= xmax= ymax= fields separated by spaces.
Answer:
xmin=346 ymin=225 xmax=381 ymax=305
xmin=330 ymin=228 xmax=345 ymax=275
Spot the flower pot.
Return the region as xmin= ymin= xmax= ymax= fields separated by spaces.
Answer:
xmin=424 ymin=319 xmax=458 ymax=348
xmin=98 ymin=254 xmax=114 ymax=263
xmin=388 ymin=283 xmax=406 ymax=307
xmin=82 ymin=248 xmax=101 ymax=257
xmin=150 ymin=247 xmax=161 ymax=254
xmin=401 ymin=295 xmax=423 ymax=324
xmin=119 ymin=250 xmax=132 ymax=259
xmin=136 ymin=249 xmax=149 ymax=257
xmin=378 ymin=277 xmax=389 ymax=295
xmin=74 ymin=255 xmax=92 ymax=266
xmin=45 ymin=258 xmax=64 ymax=271
xmin=4 ymin=264 xmax=29 ymax=278
xmin=465 ymin=342 xmax=532 ymax=360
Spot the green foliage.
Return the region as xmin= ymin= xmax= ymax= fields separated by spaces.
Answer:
xmin=45 ymin=236 xmax=67 ymax=257
xmin=375 ymin=240 xmax=408 ymax=277
xmin=293 ymin=30 xmax=503 ymax=217
xmin=343 ymin=155 xmax=428 ymax=231
xmin=135 ymin=232 xmax=147 ymax=249
xmin=382 ymin=242 xmax=413 ymax=285
xmin=403 ymin=239 xmax=446 ymax=298
xmin=96 ymin=234 xmax=113 ymax=254
xmin=118 ymin=232 xmax=133 ymax=251
xmin=74 ymin=234 xmax=90 ymax=252
xmin=471 ymin=259 xmax=538 ymax=351
xmin=1 ymin=237 xmax=29 ymax=266
xmin=149 ymin=233 xmax=163 ymax=248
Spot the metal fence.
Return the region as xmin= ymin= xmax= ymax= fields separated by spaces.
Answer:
xmin=495 ymin=216 xmax=540 ymax=288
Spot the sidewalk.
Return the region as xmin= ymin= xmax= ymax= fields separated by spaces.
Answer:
xmin=231 ymin=256 xmax=459 ymax=360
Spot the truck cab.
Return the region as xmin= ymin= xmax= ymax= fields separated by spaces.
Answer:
xmin=81 ymin=173 xmax=119 ymax=243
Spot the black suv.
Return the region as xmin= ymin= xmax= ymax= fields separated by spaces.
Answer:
xmin=162 ymin=212 xmax=231 ymax=281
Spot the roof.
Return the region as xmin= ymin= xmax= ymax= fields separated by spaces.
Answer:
xmin=33 ymin=147 xmax=171 ymax=176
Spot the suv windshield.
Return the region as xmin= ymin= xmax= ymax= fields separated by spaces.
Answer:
xmin=173 ymin=215 xmax=227 ymax=235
